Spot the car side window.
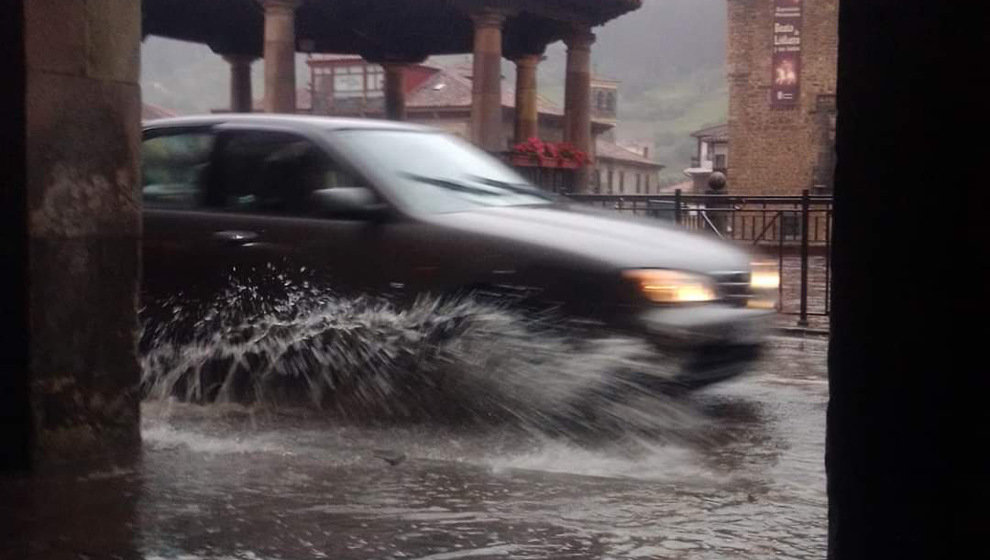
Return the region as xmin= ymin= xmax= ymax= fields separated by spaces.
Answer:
xmin=215 ymin=130 xmax=362 ymax=216
xmin=141 ymin=131 xmax=215 ymax=209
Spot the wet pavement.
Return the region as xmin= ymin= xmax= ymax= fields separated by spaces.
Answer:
xmin=1 ymin=335 xmax=828 ymax=559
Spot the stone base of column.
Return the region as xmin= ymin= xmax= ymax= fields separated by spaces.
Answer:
xmin=573 ymin=167 xmax=591 ymax=193
xmin=383 ymin=63 xmax=407 ymax=121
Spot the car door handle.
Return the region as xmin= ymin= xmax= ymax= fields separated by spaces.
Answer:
xmin=212 ymin=230 xmax=259 ymax=245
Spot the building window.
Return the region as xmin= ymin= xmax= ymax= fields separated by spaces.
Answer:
xmin=714 ymin=154 xmax=727 ymax=170
xmin=635 ymin=174 xmax=641 ymax=194
xmin=607 ymin=92 xmax=616 ymax=113
xmin=597 ymin=91 xmax=606 ymax=111
xmin=608 ymin=169 xmax=614 ymax=193
xmin=366 ymin=65 xmax=384 ymax=97
xmin=619 ymin=171 xmax=625 ymax=193
xmin=333 ymin=65 xmax=364 ymax=98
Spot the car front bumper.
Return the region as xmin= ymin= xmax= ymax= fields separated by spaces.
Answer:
xmin=634 ymin=304 xmax=774 ymax=390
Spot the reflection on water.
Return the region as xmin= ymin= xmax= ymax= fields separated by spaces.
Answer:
xmin=135 ymin=372 xmax=825 ymax=559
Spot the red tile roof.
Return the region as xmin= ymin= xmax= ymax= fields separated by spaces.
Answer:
xmin=407 ymin=65 xmax=564 ymax=116
xmin=690 ymin=123 xmax=728 ymax=142
xmin=596 ymin=139 xmax=663 ymax=168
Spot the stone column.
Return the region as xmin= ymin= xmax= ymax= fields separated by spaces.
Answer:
xmin=262 ymin=0 xmax=301 ymax=113
xmin=470 ymin=11 xmax=506 ymax=151
xmin=223 ymin=54 xmax=257 ymax=113
xmin=3 ymin=0 xmax=142 ymax=470
xmin=513 ymin=54 xmax=540 ymax=144
xmin=564 ymin=28 xmax=595 ymax=191
xmin=382 ymin=63 xmax=407 ymax=121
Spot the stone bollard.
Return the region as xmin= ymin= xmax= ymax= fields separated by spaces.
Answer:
xmin=704 ymin=171 xmax=728 ymax=237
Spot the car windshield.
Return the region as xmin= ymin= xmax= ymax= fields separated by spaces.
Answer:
xmin=333 ymin=129 xmax=555 ymax=214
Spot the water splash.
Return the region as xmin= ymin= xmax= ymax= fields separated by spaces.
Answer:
xmin=141 ymin=283 xmax=698 ymax=439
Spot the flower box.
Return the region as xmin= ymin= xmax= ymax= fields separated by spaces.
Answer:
xmin=509 ymin=138 xmax=590 ymax=169
xmin=509 ymin=154 xmax=540 ymax=167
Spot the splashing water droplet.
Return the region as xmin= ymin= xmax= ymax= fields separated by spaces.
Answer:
xmin=141 ymin=279 xmax=699 ymax=441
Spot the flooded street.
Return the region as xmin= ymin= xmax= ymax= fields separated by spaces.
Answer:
xmin=4 ymin=334 xmax=827 ymax=559
xmin=146 ymin=335 xmax=826 ymax=560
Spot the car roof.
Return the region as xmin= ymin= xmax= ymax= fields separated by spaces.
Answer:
xmin=142 ymin=113 xmax=437 ymax=134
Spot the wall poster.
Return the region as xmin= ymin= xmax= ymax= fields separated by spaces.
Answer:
xmin=771 ymin=0 xmax=803 ymax=108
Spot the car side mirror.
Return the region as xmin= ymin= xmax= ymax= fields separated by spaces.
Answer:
xmin=310 ymin=187 xmax=388 ymax=220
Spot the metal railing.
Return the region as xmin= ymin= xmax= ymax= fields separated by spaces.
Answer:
xmin=566 ymin=189 xmax=833 ymax=328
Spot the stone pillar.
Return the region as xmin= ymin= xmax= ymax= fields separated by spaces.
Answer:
xmin=827 ymin=2 xmax=982 ymax=557
xmin=223 ymin=54 xmax=256 ymax=113
xmin=382 ymin=63 xmax=407 ymax=121
xmin=513 ymin=54 xmax=540 ymax=143
xmin=2 ymin=0 xmax=142 ymax=471
xmin=564 ymin=28 xmax=595 ymax=192
xmin=262 ymin=0 xmax=301 ymax=113
xmin=470 ymin=11 xmax=506 ymax=151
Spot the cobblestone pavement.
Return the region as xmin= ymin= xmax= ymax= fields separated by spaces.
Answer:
xmin=1 ymin=336 xmax=828 ymax=560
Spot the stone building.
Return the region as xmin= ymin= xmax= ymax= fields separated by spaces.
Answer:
xmin=306 ymin=57 xmax=599 ymax=146
xmin=590 ymin=77 xmax=619 ymax=142
xmin=726 ymin=0 xmax=837 ymax=195
xmin=307 ymin=57 xmax=664 ymax=193
xmin=592 ymin=141 xmax=664 ymax=194
xmin=683 ymin=123 xmax=729 ymax=192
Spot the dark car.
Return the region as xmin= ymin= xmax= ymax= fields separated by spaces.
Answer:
xmin=141 ymin=115 xmax=777 ymax=390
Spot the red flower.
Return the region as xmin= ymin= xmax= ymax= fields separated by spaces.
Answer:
xmin=510 ymin=138 xmax=590 ymax=167
xmin=557 ymin=142 xmax=590 ymax=165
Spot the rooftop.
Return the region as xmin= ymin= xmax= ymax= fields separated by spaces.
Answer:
xmin=596 ymin=139 xmax=663 ymax=168
xmin=408 ymin=64 xmax=565 ymax=117
xmin=690 ymin=123 xmax=729 ymax=142
xmin=591 ymin=76 xmax=621 ymax=86
xmin=143 ymin=0 xmax=643 ymax=60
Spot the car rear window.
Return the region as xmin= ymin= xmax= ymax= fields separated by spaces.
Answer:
xmin=141 ymin=132 xmax=214 ymax=209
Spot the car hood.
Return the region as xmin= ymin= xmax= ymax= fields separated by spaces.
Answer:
xmin=427 ymin=203 xmax=753 ymax=274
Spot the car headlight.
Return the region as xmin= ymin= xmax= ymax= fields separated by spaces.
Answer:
xmin=623 ymin=269 xmax=718 ymax=304
xmin=748 ymin=261 xmax=780 ymax=310
xmin=750 ymin=261 xmax=780 ymax=290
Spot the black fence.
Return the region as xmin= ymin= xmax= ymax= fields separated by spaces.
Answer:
xmin=566 ymin=190 xmax=833 ymax=328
